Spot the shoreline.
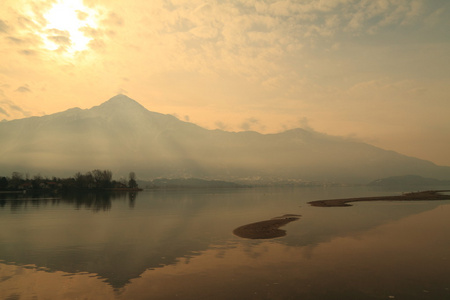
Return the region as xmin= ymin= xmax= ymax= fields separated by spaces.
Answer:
xmin=308 ymin=190 xmax=450 ymax=207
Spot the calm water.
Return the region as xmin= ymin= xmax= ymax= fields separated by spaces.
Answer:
xmin=1 ymin=187 xmax=450 ymax=299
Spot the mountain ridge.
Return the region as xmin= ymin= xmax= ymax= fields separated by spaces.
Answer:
xmin=1 ymin=95 xmax=449 ymax=184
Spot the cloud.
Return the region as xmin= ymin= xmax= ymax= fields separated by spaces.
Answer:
xmin=6 ymin=36 xmax=25 ymax=44
xmin=76 ymin=10 xmax=89 ymax=21
xmin=0 ymin=107 xmax=10 ymax=117
xmin=117 ymin=88 xmax=128 ymax=94
xmin=80 ymin=12 xmax=123 ymax=51
xmin=0 ymin=19 xmax=9 ymax=33
xmin=46 ymin=29 xmax=71 ymax=47
xmin=87 ymin=34 xmax=106 ymax=50
xmin=9 ymin=103 xmax=31 ymax=116
xmin=240 ymin=117 xmax=260 ymax=131
xmin=189 ymin=26 xmax=218 ymax=39
xmin=298 ymin=117 xmax=313 ymax=131
xmin=127 ymin=0 xmax=432 ymax=88
xmin=15 ymin=85 xmax=31 ymax=93
xmin=19 ymin=49 xmax=38 ymax=56
xmin=102 ymin=12 xmax=124 ymax=27
xmin=0 ymin=99 xmax=31 ymax=118
xmin=214 ymin=121 xmax=227 ymax=130
xmin=80 ymin=26 xmax=102 ymax=39
xmin=240 ymin=122 xmax=251 ymax=131
xmin=5 ymin=32 xmax=43 ymax=52
xmin=17 ymin=14 xmax=42 ymax=31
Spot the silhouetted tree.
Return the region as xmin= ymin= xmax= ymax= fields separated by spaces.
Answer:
xmin=74 ymin=171 xmax=95 ymax=189
xmin=92 ymin=169 xmax=112 ymax=188
xmin=128 ymin=172 xmax=138 ymax=189
xmin=10 ymin=172 xmax=23 ymax=189
xmin=0 ymin=177 xmax=8 ymax=189
xmin=32 ymin=174 xmax=43 ymax=189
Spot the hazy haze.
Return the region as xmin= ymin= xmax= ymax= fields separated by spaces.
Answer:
xmin=1 ymin=0 xmax=449 ymax=165
xmin=1 ymin=95 xmax=449 ymax=183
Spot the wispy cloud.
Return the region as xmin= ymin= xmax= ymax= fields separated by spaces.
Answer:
xmin=240 ymin=117 xmax=260 ymax=131
xmin=0 ymin=107 xmax=10 ymax=117
xmin=0 ymin=19 xmax=10 ymax=33
xmin=0 ymin=99 xmax=32 ymax=119
xmin=215 ymin=121 xmax=227 ymax=130
xmin=15 ymin=84 xmax=31 ymax=93
xmin=102 ymin=12 xmax=124 ymax=27
xmin=18 ymin=49 xmax=38 ymax=56
xmin=6 ymin=36 xmax=26 ymax=44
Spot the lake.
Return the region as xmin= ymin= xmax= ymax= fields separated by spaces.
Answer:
xmin=1 ymin=186 xmax=450 ymax=299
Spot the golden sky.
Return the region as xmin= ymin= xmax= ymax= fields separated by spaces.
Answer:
xmin=1 ymin=0 xmax=449 ymax=165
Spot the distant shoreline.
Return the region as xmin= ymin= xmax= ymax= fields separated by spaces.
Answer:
xmin=308 ymin=190 xmax=450 ymax=207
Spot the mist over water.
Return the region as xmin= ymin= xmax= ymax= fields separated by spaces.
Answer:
xmin=1 ymin=187 xmax=450 ymax=299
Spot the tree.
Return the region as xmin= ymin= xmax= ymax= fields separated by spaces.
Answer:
xmin=74 ymin=171 xmax=94 ymax=189
xmin=128 ymin=172 xmax=138 ymax=189
xmin=0 ymin=177 xmax=8 ymax=189
xmin=10 ymin=172 xmax=23 ymax=189
xmin=32 ymin=174 xmax=43 ymax=189
xmin=92 ymin=169 xmax=112 ymax=188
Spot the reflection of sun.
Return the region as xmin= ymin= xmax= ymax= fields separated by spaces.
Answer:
xmin=43 ymin=0 xmax=98 ymax=53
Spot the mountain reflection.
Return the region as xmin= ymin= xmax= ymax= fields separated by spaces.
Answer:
xmin=1 ymin=187 xmax=449 ymax=291
xmin=2 ymin=203 xmax=450 ymax=300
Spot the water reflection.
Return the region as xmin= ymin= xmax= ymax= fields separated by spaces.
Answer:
xmin=0 ymin=191 xmax=134 ymax=212
xmin=1 ymin=203 xmax=450 ymax=299
xmin=1 ymin=187 xmax=450 ymax=299
xmin=64 ymin=192 xmax=116 ymax=211
xmin=128 ymin=192 xmax=136 ymax=208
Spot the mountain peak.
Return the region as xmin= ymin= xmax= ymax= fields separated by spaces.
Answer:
xmin=96 ymin=94 xmax=147 ymax=112
xmin=108 ymin=94 xmax=133 ymax=101
xmin=104 ymin=94 xmax=142 ymax=105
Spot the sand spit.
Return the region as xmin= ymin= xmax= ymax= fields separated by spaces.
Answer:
xmin=308 ymin=190 xmax=450 ymax=207
xmin=233 ymin=215 xmax=300 ymax=239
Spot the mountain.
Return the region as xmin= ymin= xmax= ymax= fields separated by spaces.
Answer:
xmin=1 ymin=94 xmax=450 ymax=184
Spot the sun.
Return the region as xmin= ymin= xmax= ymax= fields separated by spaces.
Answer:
xmin=43 ymin=0 xmax=99 ymax=53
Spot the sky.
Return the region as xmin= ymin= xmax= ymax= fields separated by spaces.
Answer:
xmin=1 ymin=0 xmax=449 ymax=166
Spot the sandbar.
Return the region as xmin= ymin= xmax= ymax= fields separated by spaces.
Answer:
xmin=308 ymin=190 xmax=450 ymax=207
xmin=233 ymin=215 xmax=300 ymax=239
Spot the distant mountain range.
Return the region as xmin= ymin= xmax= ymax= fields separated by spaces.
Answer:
xmin=1 ymin=94 xmax=450 ymax=184
xmin=138 ymin=178 xmax=244 ymax=189
xmin=368 ymin=175 xmax=450 ymax=187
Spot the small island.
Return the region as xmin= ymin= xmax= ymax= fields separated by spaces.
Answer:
xmin=308 ymin=190 xmax=450 ymax=207
xmin=233 ymin=214 xmax=301 ymax=239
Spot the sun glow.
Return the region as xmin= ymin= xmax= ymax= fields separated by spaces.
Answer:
xmin=43 ymin=0 xmax=98 ymax=53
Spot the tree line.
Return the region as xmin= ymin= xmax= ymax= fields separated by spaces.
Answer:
xmin=0 ymin=170 xmax=139 ymax=192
